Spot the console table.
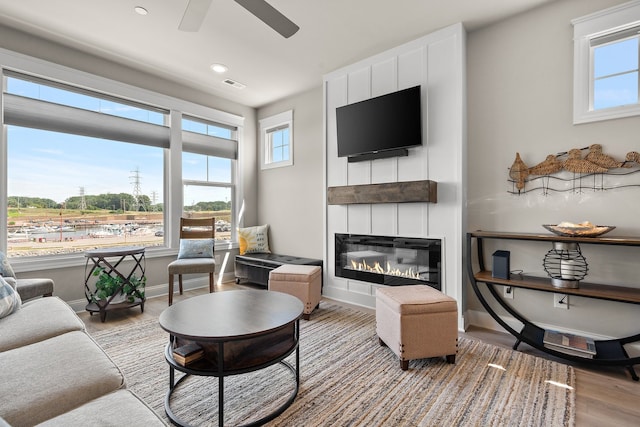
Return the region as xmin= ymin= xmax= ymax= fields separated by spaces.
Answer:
xmin=84 ymin=246 xmax=146 ymax=322
xmin=467 ymin=231 xmax=640 ymax=380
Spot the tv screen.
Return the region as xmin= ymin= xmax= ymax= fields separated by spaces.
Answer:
xmin=336 ymin=86 xmax=422 ymax=161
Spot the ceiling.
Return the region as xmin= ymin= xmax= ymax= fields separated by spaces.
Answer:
xmin=0 ymin=0 xmax=556 ymax=108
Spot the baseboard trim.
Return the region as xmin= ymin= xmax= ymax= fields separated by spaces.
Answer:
xmin=321 ymin=286 xmax=376 ymax=309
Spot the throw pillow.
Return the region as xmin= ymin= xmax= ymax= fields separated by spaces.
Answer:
xmin=2 ymin=276 xmax=17 ymax=290
xmin=0 ymin=275 xmax=21 ymax=319
xmin=238 ymin=224 xmax=271 ymax=255
xmin=177 ymin=239 xmax=215 ymax=259
xmin=0 ymin=251 xmax=16 ymax=279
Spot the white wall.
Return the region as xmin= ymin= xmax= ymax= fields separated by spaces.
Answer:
xmin=323 ymin=24 xmax=467 ymax=326
xmin=256 ymin=87 xmax=324 ymax=259
xmin=467 ymin=0 xmax=640 ymax=339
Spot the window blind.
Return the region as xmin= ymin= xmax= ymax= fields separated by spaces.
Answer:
xmin=3 ymin=94 xmax=170 ymax=148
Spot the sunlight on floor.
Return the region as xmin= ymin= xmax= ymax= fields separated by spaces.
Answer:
xmin=545 ymin=380 xmax=574 ymax=390
xmin=486 ymin=362 xmax=573 ymax=390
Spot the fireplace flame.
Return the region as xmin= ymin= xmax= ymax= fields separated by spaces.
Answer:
xmin=350 ymin=259 xmax=421 ymax=279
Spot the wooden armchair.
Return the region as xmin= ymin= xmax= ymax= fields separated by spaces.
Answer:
xmin=167 ymin=217 xmax=216 ymax=305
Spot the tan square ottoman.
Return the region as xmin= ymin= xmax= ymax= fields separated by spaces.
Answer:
xmin=376 ymin=285 xmax=458 ymax=370
xmin=269 ymin=264 xmax=322 ymax=320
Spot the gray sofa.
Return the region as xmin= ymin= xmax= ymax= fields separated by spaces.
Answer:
xmin=0 ymin=292 xmax=165 ymax=426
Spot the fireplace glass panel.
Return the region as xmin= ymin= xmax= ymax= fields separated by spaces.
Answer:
xmin=335 ymin=234 xmax=441 ymax=289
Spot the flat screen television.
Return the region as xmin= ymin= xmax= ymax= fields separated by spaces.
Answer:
xmin=336 ymin=85 xmax=422 ymax=162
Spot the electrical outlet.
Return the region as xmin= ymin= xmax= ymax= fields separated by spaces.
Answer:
xmin=503 ymin=286 xmax=514 ymax=299
xmin=553 ymin=293 xmax=569 ymax=309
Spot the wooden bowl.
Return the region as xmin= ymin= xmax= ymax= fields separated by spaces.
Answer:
xmin=542 ymin=224 xmax=615 ymax=238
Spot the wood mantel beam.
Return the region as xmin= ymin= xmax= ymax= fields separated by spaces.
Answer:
xmin=327 ymin=180 xmax=437 ymax=205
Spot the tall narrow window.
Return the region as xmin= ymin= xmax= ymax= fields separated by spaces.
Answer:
xmin=260 ymin=110 xmax=293 ymax=169
xmin=181 ymin=115 xmax=237 ymax=241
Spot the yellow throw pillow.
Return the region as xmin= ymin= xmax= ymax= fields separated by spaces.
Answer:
xmin=238 ymin=225 xmax=271 ymax=255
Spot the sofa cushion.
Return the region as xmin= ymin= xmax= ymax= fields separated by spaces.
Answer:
xmin=1 ymin=276 xmax=16 ymax=289
xmin=0 ymin=276 xmax=21 ymax=320
xmin=0 ymin=296 xmax=84 ymax=352
xmin=35 ymin=390 xmax=166 ymax=426
xmin=0 ymin=331 xmax=125 ymax=426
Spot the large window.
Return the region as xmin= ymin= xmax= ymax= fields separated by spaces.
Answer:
xmin=6 ymin=127 xmax=165 ymax=257
xmin=2 ymin=57 xmax=242 ymax=260
xmin=573 ymin=1 xmax=640 ymax=123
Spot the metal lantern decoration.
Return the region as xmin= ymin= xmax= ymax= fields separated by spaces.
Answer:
xmin=543 ymin=242 xmax=588 ymax=288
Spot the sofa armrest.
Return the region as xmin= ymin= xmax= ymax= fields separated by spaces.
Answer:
xmin=15 ymin=278 xmax=54 ymax=300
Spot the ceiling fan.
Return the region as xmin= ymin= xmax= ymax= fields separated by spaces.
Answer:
xmin=179 ymin=0 xmax=299 ymax=38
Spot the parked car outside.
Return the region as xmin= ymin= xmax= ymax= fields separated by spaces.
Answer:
xmin=215 ymin=220 xmax=231 ymax=232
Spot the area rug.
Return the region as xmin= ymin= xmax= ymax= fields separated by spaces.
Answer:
xmin=93 ymin=302 xmax=575 ymax=426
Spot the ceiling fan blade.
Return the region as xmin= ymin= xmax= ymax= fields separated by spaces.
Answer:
xmin=179 ymin=0 xmax=213 ymax=32
xmin=234 ymin=0 xmax=299 ymax=38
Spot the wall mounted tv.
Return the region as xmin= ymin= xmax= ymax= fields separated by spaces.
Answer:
xmin=336 ymin=85 xmax=422 ymax=163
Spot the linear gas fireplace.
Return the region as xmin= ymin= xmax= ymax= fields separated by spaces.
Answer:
xmin=335 ymin=234 xmax=441 ymax=289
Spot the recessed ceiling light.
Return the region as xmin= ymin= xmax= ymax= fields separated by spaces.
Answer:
xmin=134 ymin=6 xmax=148 ymax=16
xmin=210 ymin=63 xmax=228 ymax=74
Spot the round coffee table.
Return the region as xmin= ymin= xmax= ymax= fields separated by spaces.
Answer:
xmin=159 ymin=290 xmax=304 ymax=427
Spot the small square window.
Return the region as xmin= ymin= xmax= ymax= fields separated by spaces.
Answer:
xmin=260 ymin=110 xmax=293 ymax=169
xmin=268 ymin=126 xmax=290 ymax=163
xmin=593 ymin=37 xmax=639 ymax=110
xmin=573 ymin=2 xmax=640 ymax=123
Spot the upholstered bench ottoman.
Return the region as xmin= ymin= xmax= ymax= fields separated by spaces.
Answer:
xmin=376 ymin=284 xmax=458 ymax=370
xmin=269 ymin=264 xmax=322 ymax=320
xmin=235 ymin=253 xmax=322 ymax=287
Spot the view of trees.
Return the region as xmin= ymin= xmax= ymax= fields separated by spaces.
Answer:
xmin=7 ymin=194 xmax=231 ymax=213
xmin=8 ymin=194 xmax=158 ymax=212
xmin=186 ymin=201 xmax=231 ymax=211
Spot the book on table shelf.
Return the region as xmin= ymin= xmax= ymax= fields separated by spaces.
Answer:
xmin=543 ymin=329 xmax=596 ymax=357
xmin=172 ymin=342 xmax=204 ymax=366
xmin=544 ymin=343 xmax=595 ymax=359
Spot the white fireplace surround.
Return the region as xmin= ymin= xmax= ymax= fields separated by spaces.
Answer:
xmin=322 ymin=23 xmax=467 ymax=329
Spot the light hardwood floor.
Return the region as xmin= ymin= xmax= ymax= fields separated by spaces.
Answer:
xmin=79 ymin=284 xmax=640 ymax=427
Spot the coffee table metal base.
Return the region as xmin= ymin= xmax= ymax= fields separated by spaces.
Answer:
xmin=164 ymin=345 xmax=299 ymax=427
xmin=159 ymin=291 xmax=303 ymax=426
